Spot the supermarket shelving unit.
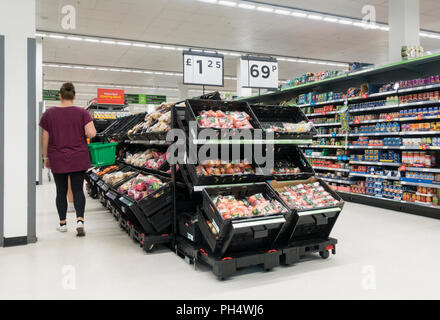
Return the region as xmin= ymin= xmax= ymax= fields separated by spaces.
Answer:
xmin=240 ymin=53 xmax=440 ymax=218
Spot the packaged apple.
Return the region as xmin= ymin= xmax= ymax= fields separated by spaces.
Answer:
xmin=271 ymin=179 xmax=341 ymax=211
xmin=212 ymin=192 xmax=285 ymax=220
xmin=197 ymin=110 xmax=253 ymax=129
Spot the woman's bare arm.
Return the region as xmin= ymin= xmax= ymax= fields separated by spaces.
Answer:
xmin=41 ymin=129 xmax=50 ymax=168
xmin=85 ymin=121 xmax=97 ymax=139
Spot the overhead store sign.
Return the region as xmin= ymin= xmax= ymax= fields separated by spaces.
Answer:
xmin=240 ymin=56 xmax=278 ymax=89
xmin=97 ymin=88 xmax=125 ymax=105
xmin=183 ymin=50 xmax=224 ymax=87
xmin=43 ymin=89 xmax=60 ymax=101
xmin=124 ymin=94 xmax=166 ymax=105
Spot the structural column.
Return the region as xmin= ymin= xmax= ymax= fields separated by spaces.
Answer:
xmin=0 ymin=0 xmax=37 ymax=246
xmin=388 ymin=0 xmax=420 ymax=63
xmin=36 ymin=38 xmax=43 ymax=185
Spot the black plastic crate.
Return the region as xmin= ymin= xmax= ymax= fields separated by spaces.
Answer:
xmin=202 ymin=183 xmax=290 ymax=238
xmin=184 ymin=156 xmax=268 ymax=187
xmin=185 ymin=99 xmax=262 ymax=139
xmin=115 ymin=171 xmax=173 ymax=233
xmin=269 ymin=177 xmax=344 ymax=246
xmin=178 ymin=212 xmax=201 ymax=243
xmin=269 ymin=145 xmax=315 ymax=181
xmin=250 ymin=105 xmax=317 ymax=140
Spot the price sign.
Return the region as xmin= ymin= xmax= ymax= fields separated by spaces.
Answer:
xmin=354 ymin=119 xmax=360 ymax=124
xmin=240 ymin=56 xmax=278 ymax=89
xmin=417 ymin=114 xmax=423 ymax=121
xmin=183 ymin=51 xmax=224 ymax=86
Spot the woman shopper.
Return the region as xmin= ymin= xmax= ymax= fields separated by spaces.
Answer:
xmin=39 ymin=82 xmax=97 ymax=237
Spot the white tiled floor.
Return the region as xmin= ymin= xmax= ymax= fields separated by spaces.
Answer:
xmin=1 ymin=180 xmax=440 ymax=299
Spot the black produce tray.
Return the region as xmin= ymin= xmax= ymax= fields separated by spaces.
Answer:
xmin=178 ymin=212 xmax=201 ymax=243
xmin=270 ymin=177 xmax=344 ymax=246
xmin=202 ymin=183 xmax=290 ymax=237
xmin=270 ymin=145 xmax=315 ymax=181
xmin=110 ymin=113 xmax=146 ymax=141
xmin=200 ymin=184 xmax=290 ymax=257
xmin=185 ymin=99 xmax=263 ymax=139
xmin=250 ymin=105 xmax=317 ymax=139
xmin=115 ymin=171 xmax=173 ymax=233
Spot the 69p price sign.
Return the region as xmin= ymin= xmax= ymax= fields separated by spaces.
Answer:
xmin=183 ymin=51 xmax=224 ymax=87
xmin=240 ymin=56 xmax=278 ymax=89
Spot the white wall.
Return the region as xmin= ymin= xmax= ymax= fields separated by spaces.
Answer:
xmin=0 ymin=0 xmax=35 ymax=238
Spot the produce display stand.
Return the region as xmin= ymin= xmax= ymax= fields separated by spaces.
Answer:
xmin=176 ymin=236 xmax=337 ymax=280
xmin=240 ymin=53 xmax=440 ymax=219
xmin=86 ymin=99 xmax=344 ymax=279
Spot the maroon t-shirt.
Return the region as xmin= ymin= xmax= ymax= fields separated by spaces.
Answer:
xmin=39 ymin=106 xmax=94 ymax=174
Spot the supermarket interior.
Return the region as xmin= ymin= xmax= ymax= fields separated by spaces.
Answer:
xmin=2 ymin=0 xmax=440 ymax=301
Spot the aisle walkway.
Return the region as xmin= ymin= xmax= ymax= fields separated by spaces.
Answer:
xmin=1 ymin=180 xmax=440 ymax=299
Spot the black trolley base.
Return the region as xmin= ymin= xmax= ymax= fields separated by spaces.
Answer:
xmin=176 ymin=237 xmax=338 ymax=280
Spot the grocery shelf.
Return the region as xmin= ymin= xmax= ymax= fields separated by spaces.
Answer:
xmin=319 ymin=177 xmax=353 ymax=184
xmin=405 ymin=167 xmax=440 ymax=173
xmin=315 ymin=134 xmax=346 ymax=138
xmin=400 ymin=99 xmax=440 ymax=108
xmin=348 ymin=145 xmax=440 ymax=150
xmin=349 ymin=104 xmax=400 ymax=113
xmin=298 ymin=99 xmax=346 ymax=108
xmin=312 ymin=166 xmax=350 ymax=172
xmin=349 ymin=161 xmax=401 ymax=167
xmin=349 ymin=131 xmax=440 ymax=137
xmin=400 ymin=181 xmax=440 ymax=188
xmin=305 ymin=155 xmax=339 ymax=160
xmin=305 ymin=111 xmax=342 ymax=117
xmin=240 ymin=53 xmax=440 ymax=104
xmin=301 ymin=145 xmax=347 ymax=149
xmin=349 ymin=172 xmax=401 ymax=181
xmin=350 ymin=116 xmax=440 ymax=125
xmin=349 ymin=132 xmax=400 ymax=137
xmin=312 ymin=122 xmax=341 ymax=127
xmin=398 ymin=83 xmax=440 ymax=93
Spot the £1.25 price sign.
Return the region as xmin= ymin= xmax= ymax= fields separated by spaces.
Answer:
xmin=183 ymin=51 xmax=224 ymax=86
xmin=240 ymin=56 xmax=278 ymax=89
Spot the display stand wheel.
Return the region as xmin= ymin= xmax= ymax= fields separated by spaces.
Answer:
xmin=319 ymin=250 xmax=330 ymax=259
xmin=145 ymin=244 xmax=155 ymax=253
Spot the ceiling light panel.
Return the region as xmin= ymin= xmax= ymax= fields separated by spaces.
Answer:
xmin=37 ymin=31 xmax=349 ymax=68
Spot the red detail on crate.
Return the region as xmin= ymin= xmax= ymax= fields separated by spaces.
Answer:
xmin=326 ymin=245 xmax=334 ymax=251
xmin=268 ymin=249 xmax=277 ymax=253
xmin=162 ymin=234 xmax=169 ymax=237
xmin=222 ymin=257 xmax=232 ymax=261
xmin=199 ymin=249 xmax=208 ymax=256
